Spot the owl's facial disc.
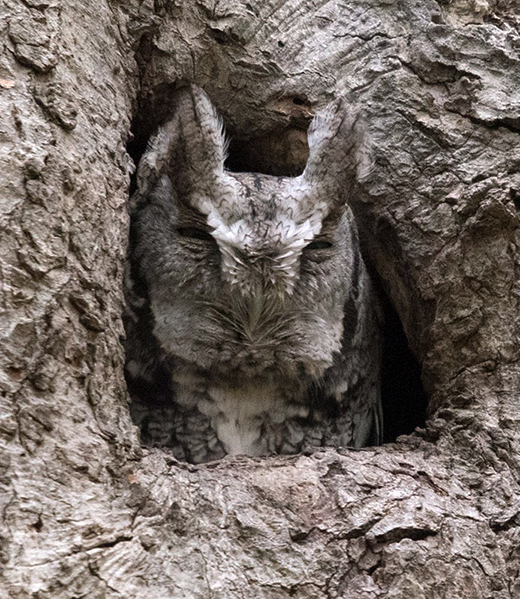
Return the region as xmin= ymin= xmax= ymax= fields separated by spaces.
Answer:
xmin=205 ymin=209 xmax=324 ymax=296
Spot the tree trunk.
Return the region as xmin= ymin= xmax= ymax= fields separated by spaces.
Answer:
xmin=2 ymin=0 xmax=520 ymax=597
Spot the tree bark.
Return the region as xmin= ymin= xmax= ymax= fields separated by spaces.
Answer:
xmin=2 ymin=0 xmax=520 ymax=597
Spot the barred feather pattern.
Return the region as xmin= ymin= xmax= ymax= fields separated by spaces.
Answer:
xmin=124 ymin=86 xmax=382 ymax=464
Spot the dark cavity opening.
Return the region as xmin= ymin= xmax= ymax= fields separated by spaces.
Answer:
xmin=225 ymin=94 xmax=312 ymax=176
xmin=379 ymin=294 xmax=428 ymax=442
xmin=124 ymin=87 xmax=428 ymax=459
xmin=224 ymin=127 xmax=309 ymax=177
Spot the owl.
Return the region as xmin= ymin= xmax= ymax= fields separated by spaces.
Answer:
xmin=124 ymin=86 xmax=382 ymax=464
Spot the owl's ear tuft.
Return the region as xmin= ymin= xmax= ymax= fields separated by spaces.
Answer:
xmin=303 ymin=98 xmax=373 ymax=202
xmin=132 ymin=86 xmax=228 ymax=208
xmin=167 ymin=86 xmax=228 ymax=180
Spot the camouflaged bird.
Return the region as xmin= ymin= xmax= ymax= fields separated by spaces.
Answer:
xmin=124 ymin=86 xmax=382 ymax=464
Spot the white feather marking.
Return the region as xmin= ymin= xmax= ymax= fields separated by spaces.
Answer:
xmin=203 ymin=385 xmax=310 ymax=456
xmin=199 ymin=203 xmax=325 ymax=293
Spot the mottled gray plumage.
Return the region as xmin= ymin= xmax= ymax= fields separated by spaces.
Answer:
xmin=125 ymin=86 xmax=382 ymax=464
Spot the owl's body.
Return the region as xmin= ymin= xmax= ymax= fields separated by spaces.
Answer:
xmin=125 ymin=87 xmax=382 ymax=464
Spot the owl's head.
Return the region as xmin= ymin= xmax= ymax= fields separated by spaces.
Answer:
xmin=133 ymin=87 xmax=371 ymax=382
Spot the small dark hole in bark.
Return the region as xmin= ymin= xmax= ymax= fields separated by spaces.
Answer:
xmin=208 ymin=27 xmax=228 ymax=45
xmin=32 ymin=516 xmax=43 ymax=532
xmin=278 ymin=40 xmax=285 ymax=47
xmin=292 ymin=96 xmax=305 ymax=105
xmin=510 ymin=188 xmax=520 ymax=211
xmin=289 ymin=529 xmax=309 ymax=543
xmin=367 ymin=561 xmax=381 ymax=575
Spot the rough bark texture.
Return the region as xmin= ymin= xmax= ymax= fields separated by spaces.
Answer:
xmin=2 ymin=0 xmax=520 ymax=597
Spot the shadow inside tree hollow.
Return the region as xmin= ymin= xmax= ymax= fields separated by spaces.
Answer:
xmin=379 ymin=295 xmax=428 ymax=442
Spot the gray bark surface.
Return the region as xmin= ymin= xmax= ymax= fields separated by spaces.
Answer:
xmin=1 ymin=0 xmax=520 ymax=597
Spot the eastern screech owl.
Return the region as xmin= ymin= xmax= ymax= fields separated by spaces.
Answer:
xmin=125 ymin=86 xmax=382 ymax=464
